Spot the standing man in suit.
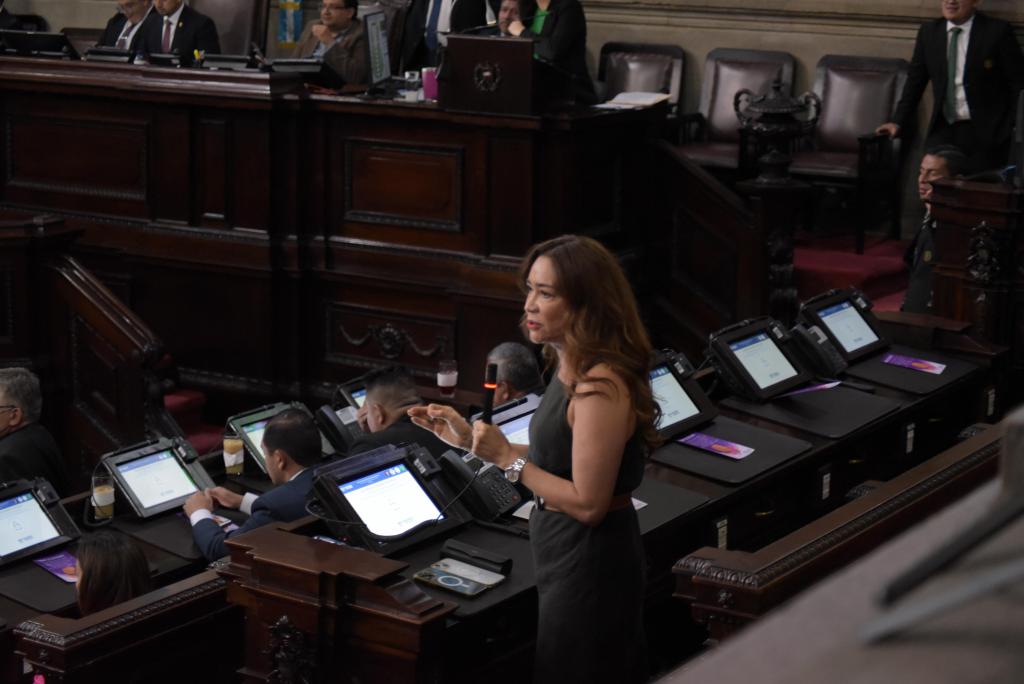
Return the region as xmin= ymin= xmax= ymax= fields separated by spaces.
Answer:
xmin=98 ymin=0 xmax=153 ymax=51
xmin=293 ymin=0 xmax=368 ymax=86
xmin=184 ymin=409 xmax=319 ymax=560
xmin=348 ymin=366 xmax=450 ymax=459
xmin=401 ymin=0 xmax=498 ymax=69
xmin=137 ymin=0 xmax=220 ymax=66
xmin=876 ymin=0 xmax=1024 ymax=173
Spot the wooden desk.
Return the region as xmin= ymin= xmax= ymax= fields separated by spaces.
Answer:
xmin=0 ymin=492 xmax=223 ymax=683
xmin=0 ymin=57 xmax=661 ymax=419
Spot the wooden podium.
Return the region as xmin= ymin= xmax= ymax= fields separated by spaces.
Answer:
xmin=929 ymin=179 xmax=1024 ymax=375
xmin=438 ymin=35 xmax=572 ymax=115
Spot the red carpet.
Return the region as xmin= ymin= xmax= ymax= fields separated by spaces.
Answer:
xmin=794 ymin=234 xmax=909 ymax=305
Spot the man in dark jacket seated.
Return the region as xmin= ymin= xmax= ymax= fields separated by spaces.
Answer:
xmin=97 ymin=0 xmax=153 ymax=51
xmin=0 ymin=368 xmax=71 ymax=497
xmin=184 ymin=408 xmax=318 ymax=560
xmin=349 ymin=365 xmax=450 ymax=459
xmin=136 ymin=0 xmax=220 ymax=66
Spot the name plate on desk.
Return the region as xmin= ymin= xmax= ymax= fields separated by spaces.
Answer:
xmin=438 ymin=35 xmax=570 ymax=115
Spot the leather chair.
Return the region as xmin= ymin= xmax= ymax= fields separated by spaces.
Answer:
xmin=190 ymin=0 xmax=269 ymax=54
xmin=789 ymin=54 xmax=910 ymax=253
xmin=678 ymin=47 xmax=795 ymax=172
xmin=597 ymin=42 xmax=685 ymax=117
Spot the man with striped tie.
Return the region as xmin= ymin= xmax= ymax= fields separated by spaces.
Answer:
xmin=98 ymin=0 xmax=153 ymax=52
xmin=875 ymin=0 xmax=1024 ymax=174
xmin=137 ymin=0 xmax=220 ymax=66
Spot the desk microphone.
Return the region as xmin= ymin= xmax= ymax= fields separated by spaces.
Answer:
xmin=481 ymin=363 xmax=498 ymax=424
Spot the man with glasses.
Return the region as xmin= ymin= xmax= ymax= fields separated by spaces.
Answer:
xmin=293 ymin=0 xmax=368 ymax=86
xmin=0 ymin=368 xmax=70 ymax=496
xmin=98 ymin=0 xmax=153 ymax=51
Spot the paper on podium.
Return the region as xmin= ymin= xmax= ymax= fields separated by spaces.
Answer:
xmin=595 ymin=91 xmax=671 ymax=109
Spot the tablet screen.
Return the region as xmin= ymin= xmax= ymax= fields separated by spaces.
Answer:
xmin=349 ymin=388 xmax=367 ymax=408
xmin=339 ymin=463 xmax=442 ymax=537
xmin=0 ymin=492 xmax=60 ymax=558
xmin=650 ymin=365 xmax=700 ymax=429
xmin=729 ymin=333 xmax=799 ymax=390
xmin=115 ymin=449 xmax=198 ymax=509
xmin=817 ymin=300 xmax=880 ymax=354
xmin=242 ymin=419 xmax=269 ymax=463
xmin=498 ymin=413 xmax=533 ymax=445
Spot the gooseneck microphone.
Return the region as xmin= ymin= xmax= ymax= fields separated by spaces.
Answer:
xmin=481 ymin=363 xmax=498 ymax=424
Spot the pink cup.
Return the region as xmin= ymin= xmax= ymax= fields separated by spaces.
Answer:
xmin=421 ymin=67 xmax=438 ymax=101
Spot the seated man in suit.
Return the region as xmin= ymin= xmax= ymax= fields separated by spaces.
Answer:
xmin=293 ymin=0 xmax=368 ymax=86
xmin=876 ymin=0 xmax=1024 ymax=173
xmin=98 ymin=0 xmax=153 ymax=51
xmin=184 ymin=408 xmax=318 ymax=561
xmin=0 ymin=368 xmax=71 ymax=497
xmin=486 ymin=341 xmax=542 ymax=406
xmin=349 ymin=365 xmax=450 ymax=459
xmin=903 ymin=145 xmax=967 ymax=314
xmin=137 ymin=0 xmax=220 ymax=66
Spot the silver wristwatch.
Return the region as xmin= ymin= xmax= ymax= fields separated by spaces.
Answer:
xmin=504 ymin=457 xmax=527 ymax=483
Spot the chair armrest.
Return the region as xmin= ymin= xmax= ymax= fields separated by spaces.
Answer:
xmin=857 ymin=132 xmax=894 ymax=176
xmin=678 ymin=112 xmax=707 ymax=145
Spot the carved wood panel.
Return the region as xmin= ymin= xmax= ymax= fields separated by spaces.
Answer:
xmin=324 ymin=302 xmax=453 ymax=380
xmin=344 ymin=139 xmax=464 ymax=232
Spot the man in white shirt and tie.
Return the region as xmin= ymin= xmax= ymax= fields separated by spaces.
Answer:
xmin=137 ymin=0 xmax=220 ymax=66
xmin=876 ymin=0 xmax=1024 ymax=173
xmin=98 ymin=0 xmax=153 ymax=52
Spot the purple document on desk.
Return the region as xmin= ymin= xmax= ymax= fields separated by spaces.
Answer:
xmin=882 ymin=353 xmax=946 ymax=375
xmin=33 ymin=550 xmax=78 ymax=583
xmin=678 ymin=432 xmax=754 ymax=460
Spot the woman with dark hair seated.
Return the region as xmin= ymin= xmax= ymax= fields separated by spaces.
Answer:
xmin=76 ymin=531 xmax=152 ymax=616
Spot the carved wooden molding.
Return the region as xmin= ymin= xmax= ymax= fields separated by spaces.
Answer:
xmin=337 ymin=321 xmax=448 ymax=361
xmin=967 ymin=221 xmax=1002 ymax=285
xmin=15 ymin=576 xmax=227 ymax=649
xmin=678 ymin=437 xmax=1001 ymax=589
xmin=265 ymin=616 xmax=316 ymax=684
xmin=327 ymin=235 xmax=522 ymax=272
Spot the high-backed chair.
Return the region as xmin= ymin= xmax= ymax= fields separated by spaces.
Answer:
xmin=190 ymin=0 xmax=270 ymax=54
xmin=789 ymin=54 xmax=910 ymax=253
xmin=597 ymin=42 xmax=685 ymax=117
xmin=678 ymin=48 xmax=795 ymax=172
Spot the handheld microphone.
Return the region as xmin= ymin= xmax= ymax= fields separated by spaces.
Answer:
xmin=481 ymin=363 xmax=498 ymax=424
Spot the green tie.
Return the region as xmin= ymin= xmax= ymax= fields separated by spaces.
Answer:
xmin=943 ymin=27 xmax=962 ymax=123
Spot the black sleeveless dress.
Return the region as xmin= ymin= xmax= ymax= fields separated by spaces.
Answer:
xmin=527 ymin=378 xmax=648 ymax=683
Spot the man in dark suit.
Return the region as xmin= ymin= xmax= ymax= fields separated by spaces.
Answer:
xmin=0 ymin=5 xmax=21 ymax=30
xmin=97 ymin=0 xmax=153 ymax=51
xmin=0 ymin=368 xmax=70 ymax=497
xmin=877 ymin=0 xmax=1024 ymax=173
xmin=401 ymin=0 xmax=499 ymax=69
xmin=184 ymin=408 xmax=319 ymax=561
xmin=349 ymin=366 xmax=450 ymax=459
xmin=137 ymin=0 xmax=220 ymax=66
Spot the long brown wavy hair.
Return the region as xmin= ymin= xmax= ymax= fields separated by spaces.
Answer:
xmin=519 ymin=235 xmax=661 ymax=451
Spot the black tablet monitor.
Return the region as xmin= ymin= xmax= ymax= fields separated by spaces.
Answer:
xmin=227 ymin=402 xmax=334 ymax=473
xmin=472 ymin=392 xmax=543 ymax=444
xmin=0 ymin=483 xmax=74 ymax=568
xmin=0 ymin=30 xmax=80 ymax=59
xmin=83 ymin=46 xmax=132 ymax=63
xmin=147 ymin=52 xmax=181 ymax=67
xmin=339 ymin=378 xmax=368 ymax=409
xmin=363 ymin=10 xmax=391 ymax=88
xmin=104 ymin=439 xmax=214 ymax=518
xmin=800 ymin=289 xmax=888 ymax=362
xmin=649 ymin=352 xmax=716 ymax=439
xmin=312 ymin=444 xmax=464 ymax=556
xmin=200 ymin=53 xmax=255 ymax=71
xmin=709 ymin=317 xmax=812 ymax=401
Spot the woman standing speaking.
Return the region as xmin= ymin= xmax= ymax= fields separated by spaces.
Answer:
xmin=411 ymin=234 xmax=658 ymax=682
